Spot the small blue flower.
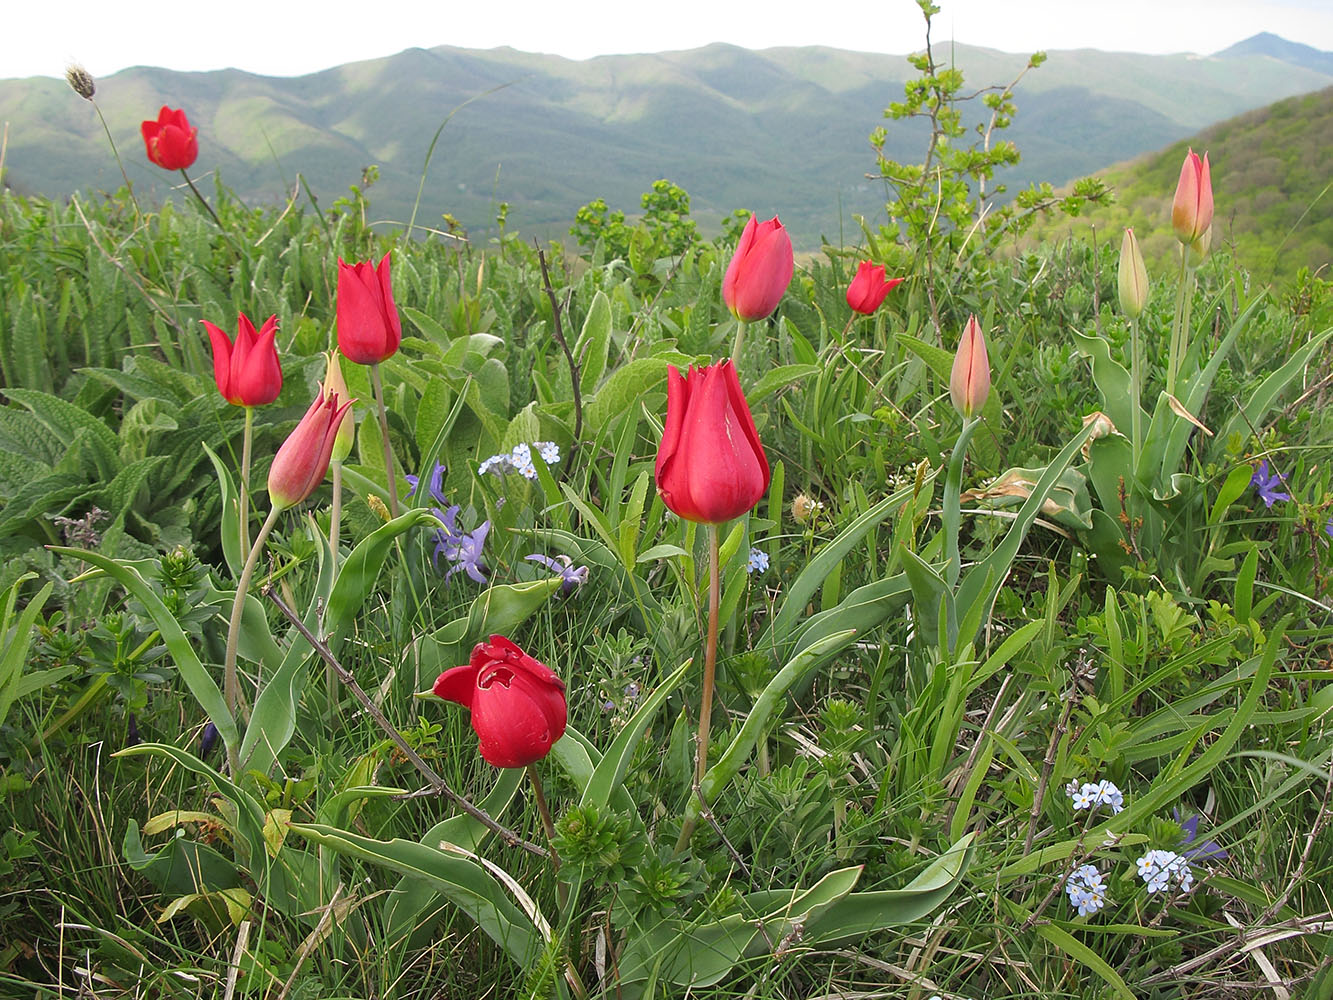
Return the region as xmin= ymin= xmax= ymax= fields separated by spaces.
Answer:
xmin=1064 ymin=864 xmax=1108 ymax=916
xmin=479 ymin=442 xmax=561 ymax=482
xmin=1324 ymin=517 xmax=1333 ymax=540
xmin=432 ymin=505 xmax=490 ymax=585
xmin=1136 ymin=849 xmax=1194 ymax=894
xmin=1068 ymin=778 xmax=1125 ymax=815
xmin=525 ymin=553 xmax=589 ymax=595
xmin=747 ymin=547 xmax=770 ymax=574
xmin=406 ymin=462 xmax=447 ymax=506
xmin=1250 ymin=460 xmax=1291 ymax=508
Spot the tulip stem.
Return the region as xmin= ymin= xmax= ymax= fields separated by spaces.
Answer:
xmin=1129 ymin=315 xmax=1143 ymax=478
xmin=239 ymin=406 xmax=253 ymax=556
xmin=179 ymin=169 xmax=226 ymax=231
xmin=370 ymin=362 xmax=400 ymax=517
xmin=676 ymin=522 xmax=722 ymax=853
xmin=325 ymin=461 xmax=344 ymax=713
xmin=1166 ymin=249 xmax=1195 ymax=399
xmin=731 ymin=320 xmax=749 ymax=367
xmin=526 ymin=765 xmax=567 ymax=908
xmin=943 ymin=417 xmax=979 ymax=590
xmin=223 ymin=505 xmax=281 ymax=775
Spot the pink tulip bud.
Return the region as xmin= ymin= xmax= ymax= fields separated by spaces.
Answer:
xmin=1171 ymin=148 xmax=1213 ymax=246
xmin=655 ymin=360 xmax=770 ymax=524
xmin=950 ymin=315 xmax=990 ymax=419
xmin=434 ymin=635 xmax=567 ymax=768
xmin=267 ymin=386 xmax=354 ymax=511
xmin=722 ymin=215 xmax=794 ymax=322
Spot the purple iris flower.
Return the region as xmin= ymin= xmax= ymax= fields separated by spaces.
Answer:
xmin=406 ymin=462 xmax=448 ymax=506
xmin=525 ymin=553 xmax=589 ymax=596
xmin=1250 ymin=460 xmax=1291 ymax=508
xmin=432 ymin=505 xmax=490 ymax=584
xmin=1174 ymin=808 xmax=1228 ymax=862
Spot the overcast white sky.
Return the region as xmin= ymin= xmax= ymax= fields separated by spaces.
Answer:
xmin=6 ymin=0 xmax=1332 ymax=80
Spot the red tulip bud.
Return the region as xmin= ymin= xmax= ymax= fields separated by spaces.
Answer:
xmin=1171 ymin=148 xmax=1213 ymax=246
xmin=434 ymin=635 xmax=567 ymax=768
xmin=202 ymin=313 xmax=282 ymax=407
xmin=845 ymin=260 xmax=904 ymax=315
xmin=267 ymin=386 xmax=354 ymax=511
xmin=141 ymin=106 xmax=198 ymax=171
xmin=950 ymin=315 xmax=991 ymax=419
xmin=722 ymin=215 xmax=794 ymax=322
xmin=655 ymin=360 xmax=769 ymax=524
xmin=337 ymin=252 xmax=402 ymax=365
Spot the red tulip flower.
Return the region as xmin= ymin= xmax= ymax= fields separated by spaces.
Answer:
xmin=434 ymin=636 xmax=567 ymax=769
xmin=268 ymin=386 xmax=354 ymax=511
xmin=202 ymin=313 xmax=283 ymax=407
xmin=846 ymin=261 xmax=904 ymax=315
xmin=1171 ymin=148 xmax=1213 ymax=246
xmin=141 ymin=106 xmax=198 ymax=171
xmin=337 ymin=252 xmax=402 ymax=365
xmin=950 ymin=315 xmax=991 ymax=420
xmin=722 ymin=214 xmax=794 ymax=322
xmin=655 ymin=360 xmax=769 ymax=524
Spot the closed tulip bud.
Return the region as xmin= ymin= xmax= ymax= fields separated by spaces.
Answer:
xmin=202 ymin=313 xmax=283 ymax=407
xmin=337 ymin=252 xmax=402 ymax=365
xmin=1118 ymin=228 xmax=1149 ymax=318
xmin=722 ymin=214 xmax=794 ymax=322
xmin=434 ymin=635 xmax=567 ymax=768
xmin=950 ymin=315 xmax=991 ymax=419
xmin=141 ymin=106 xmax=198 ymax=171
xmin=655 ymin=360 xmax=770 ymax=524
xmin=323 ymin=350 xmax=355 ymax=463
xmin=267 ymin=386 xmax=355 ymax=511
xmin=845 ymin=260 xmax=904 ymax=315
xmin=1171 ymin=148 xmax=1213 ymax=245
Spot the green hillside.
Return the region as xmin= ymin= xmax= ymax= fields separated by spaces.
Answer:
xmin=1 ymin=40 xmax=1329 ymax=248
xmin=1025 ymin=86 xmax=1333 ymax=283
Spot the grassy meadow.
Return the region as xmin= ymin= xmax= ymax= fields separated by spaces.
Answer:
xmin=2 ymin=29 xmax=1333 ymax=1000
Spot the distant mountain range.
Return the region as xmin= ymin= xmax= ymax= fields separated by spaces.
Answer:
xmin=1 ymin=34 xmax=1329 ymax=248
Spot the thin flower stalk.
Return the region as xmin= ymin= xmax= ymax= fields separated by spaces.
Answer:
xmin=370 ymin=362 xmax=399 ymax=517
xmin=222 ymin=505 xmax=282 ymax=772
xmin=944 ymin=417 xmax=980 ymax=588
xmin=676 ymin=523 xmax=721 ymax=853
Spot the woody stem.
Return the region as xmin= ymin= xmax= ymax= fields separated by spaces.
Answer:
xmin=370 ymin=362 xmax=399 ymax=517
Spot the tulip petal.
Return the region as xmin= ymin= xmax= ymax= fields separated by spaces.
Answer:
xmin=202 ymin=320 xmax=236 ymax=402
xmin=433 ymin=664 xmax=477 ymax=708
